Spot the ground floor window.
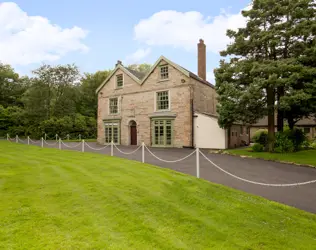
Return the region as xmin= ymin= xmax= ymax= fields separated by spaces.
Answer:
xmin=104 ymin=120 xmax=120 ymax=144
xmin=151 ymin=119 xmax=173 ymax=146
xmin=304 ymin=127 xmax=311 ymax=134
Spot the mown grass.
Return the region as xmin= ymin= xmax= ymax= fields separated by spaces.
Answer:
xmin=227 ymin=147 xmax=316 ymax=167
xmin=1 ymin=141 xmax=316 ymax=249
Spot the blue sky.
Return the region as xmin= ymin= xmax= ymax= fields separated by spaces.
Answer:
xmin=0 ymin=0 xmax=250 ymax=83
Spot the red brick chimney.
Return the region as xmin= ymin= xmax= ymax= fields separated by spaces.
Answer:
xmin=197 ymin=39 xmax=206 ymax=81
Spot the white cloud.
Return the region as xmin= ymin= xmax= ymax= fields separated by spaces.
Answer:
xmin=133 ymin=7 xmax=248 ymax=53
xmin=0 ymin=2 xmax=89 ymax=65
xmin=124 ymin=48 xmax=151 ymax=64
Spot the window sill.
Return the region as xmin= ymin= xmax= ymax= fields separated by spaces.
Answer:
xmin=157 ymin=79 xmax=169 ymax=83
xmin=115 ymin=87 xmax=123 ymax=90
xmin=154 ymin=109 xmax=171 ymax=112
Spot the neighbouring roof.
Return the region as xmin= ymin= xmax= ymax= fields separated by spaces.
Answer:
xmin=125 ymin=67 xmax=146 ymax=80
xmin=252 ymin=116 xmax=316 ymax=127
xmin=96 ymin=55 xmax=215 ymax=93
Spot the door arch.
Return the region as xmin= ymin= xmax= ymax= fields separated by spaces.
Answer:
xmin=129 ymin=120 xmax=137 ymax=145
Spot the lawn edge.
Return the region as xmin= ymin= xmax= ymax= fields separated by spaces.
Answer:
xmin=218 ymin=150 xmax=316 ymax=169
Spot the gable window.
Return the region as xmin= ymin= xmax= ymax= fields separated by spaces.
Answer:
xmin=109 ymin=98 xmax=119 ymax=114
xmin=156 ymin=91 xmax=170 ymax=111
xmin=116 ymin=74 xmax=123 ymax=88
xmin=160 ymin=65 xmax=169 ymax=79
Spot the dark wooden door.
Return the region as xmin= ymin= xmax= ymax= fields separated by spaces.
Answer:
xmin=130 ymin=126 xmax=137 ymax=145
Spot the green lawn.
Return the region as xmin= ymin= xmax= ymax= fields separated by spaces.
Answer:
xmin=1 ymin=142 xmax=316 ymax=249
xmin=227 ymin=147 xmax=316 ymax=167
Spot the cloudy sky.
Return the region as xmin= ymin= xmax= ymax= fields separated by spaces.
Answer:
xmin=0 ymin=0 xmax=250 ymax=83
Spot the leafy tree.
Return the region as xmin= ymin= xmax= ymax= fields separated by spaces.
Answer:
xmin=79 ymin=70 xmax=111 ymax=117
xmin=0 ymin=63 xmax=26 ymax=107
xmin=215 ymin=0 xmax=316 ymax=151
xmin=23 ymin=64 xmax=81 ymax=120
xmin=127 ymin=63 xmax=151 ymax=74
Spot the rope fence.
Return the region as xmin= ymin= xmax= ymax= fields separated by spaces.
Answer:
xmin=5 ymin=134 xmax=316 ymax=187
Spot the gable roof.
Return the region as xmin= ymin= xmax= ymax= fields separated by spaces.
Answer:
xmin=96 ymin=55 xmax=214 ymax=93
xmin=125 ymin=67 xmax=146 ymax=80
xmin=252 ymin=116 xmax=316 ymax=127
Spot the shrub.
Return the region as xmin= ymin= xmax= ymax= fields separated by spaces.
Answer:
xmin=252 ymin=129 xmax=268 ymax=147
xmin=252 ymin=143 xmax=264 ymax=152
xmin=301 ymin=140 xmax=311 ymax=150
xmin=285 ymin=128 xmax=306 ymax=151
xmin=274 ymin=131 xmax=295 ymax=153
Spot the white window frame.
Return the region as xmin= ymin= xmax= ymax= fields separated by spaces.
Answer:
xmin=108 ymin=97 xmax=120 ymax=115
xmin=154 ymin=90 xmax=171 ymax=112
xmin=116 ymin=74 xmax=124 ymax=88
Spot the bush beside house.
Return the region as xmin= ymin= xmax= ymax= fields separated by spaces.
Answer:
xmin=252 ymin=127 xmax=312 ymax=153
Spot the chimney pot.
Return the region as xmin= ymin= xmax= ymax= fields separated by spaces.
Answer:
xmin=116 ymin=60 xmax=122 ymax=67
xmin=197 ymin=39 xmax=206 ymax=81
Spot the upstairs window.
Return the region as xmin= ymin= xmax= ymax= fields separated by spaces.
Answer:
xmin=156 ymin=91 xmax=170 ymax=111
xmin=116 ymin=74 xmax=123 ymax=88
xmin=160 ymin=65 xmax=169 ymax=79
xmin=109 ymin=98 xmax=118 ymax=114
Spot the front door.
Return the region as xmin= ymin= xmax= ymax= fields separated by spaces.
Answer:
xmin=130 ymin=125 xmax=137 ymax=145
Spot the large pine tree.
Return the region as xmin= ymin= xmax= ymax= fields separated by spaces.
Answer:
xmin=215 ymin=0 xmax=316 ymax=151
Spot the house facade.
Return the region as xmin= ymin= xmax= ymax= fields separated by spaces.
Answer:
xmin=250 ymin=116 xmax=316 ymax=140
xmin=96 ymin=39 xmax=249 ymax=149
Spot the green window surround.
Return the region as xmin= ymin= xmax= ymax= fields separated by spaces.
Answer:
xmin=156 ymin=91 xmax=169 ymax=111
xmin=109 ymin=98 xmax=119 ymax=114
xmin=151 ymin=119 xmax=174 ymax=147
xmin=104 ymin=120 xmax=120 ymax=144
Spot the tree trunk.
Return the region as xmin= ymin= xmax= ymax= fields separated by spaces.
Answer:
xmin=267 ymin=87 xmax=275 ymax=152
xmin=277 ymin=86 xmax=284 ymax=132
xmin=287 ymin=115 xmax=295 ymax=130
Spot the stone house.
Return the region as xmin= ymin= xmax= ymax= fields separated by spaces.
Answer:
xmin=250 ymin=116 xmax=316 ymax=140
xmin=96 ymin=39 xmax=250 ymax=149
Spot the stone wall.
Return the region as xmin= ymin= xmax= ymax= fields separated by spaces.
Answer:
xmin=229 ymin=125 xmax=250 ymax=148
xmin=97 ymin=60 xmax=192 ymax=147
xmin=191 ymin=78 xmax=217 ymax=116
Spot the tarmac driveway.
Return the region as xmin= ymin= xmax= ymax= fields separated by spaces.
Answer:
xmin=25 ymin=140 xmax=316 ymax=213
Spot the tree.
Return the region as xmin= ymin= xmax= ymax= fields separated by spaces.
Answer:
xmin=0 ymin=63 xmax=26 ymax=107
xmin=127 ymin=63 xmax=151 ymax=74
xmin=23 ymin=64 xmax=81 ymax=120
xmin=215 ymin=0 xmax=316 ymax=151
xmin=79 ymin=69 xmax=112 ymax=118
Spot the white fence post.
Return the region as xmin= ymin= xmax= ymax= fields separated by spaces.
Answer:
xmin=16 ymin=135 xmax=18 ymax=143
xmin=82 ymin=140 xmax=85 ymax=152
xmin=142 ymin=142 xmax=145 ymax=163
xmin=56 ymin=134 xmax=58 ymax=141
xmin=67 ymin=134 xmax=70 ymax=141
xmin=27 ymin=136 xmax=30 ymax=145
xmin=111 ymin=141 xmax=113 ymax=156
xmin=7 ymin=133 xmax=9 ymax=141
xmin=59 ymin=138 xmax=61 ymax=150
xmin=196 ymin=148 xmax=200 ymax=178
xmin=41 ymin=137 xmax=44 ymax=148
